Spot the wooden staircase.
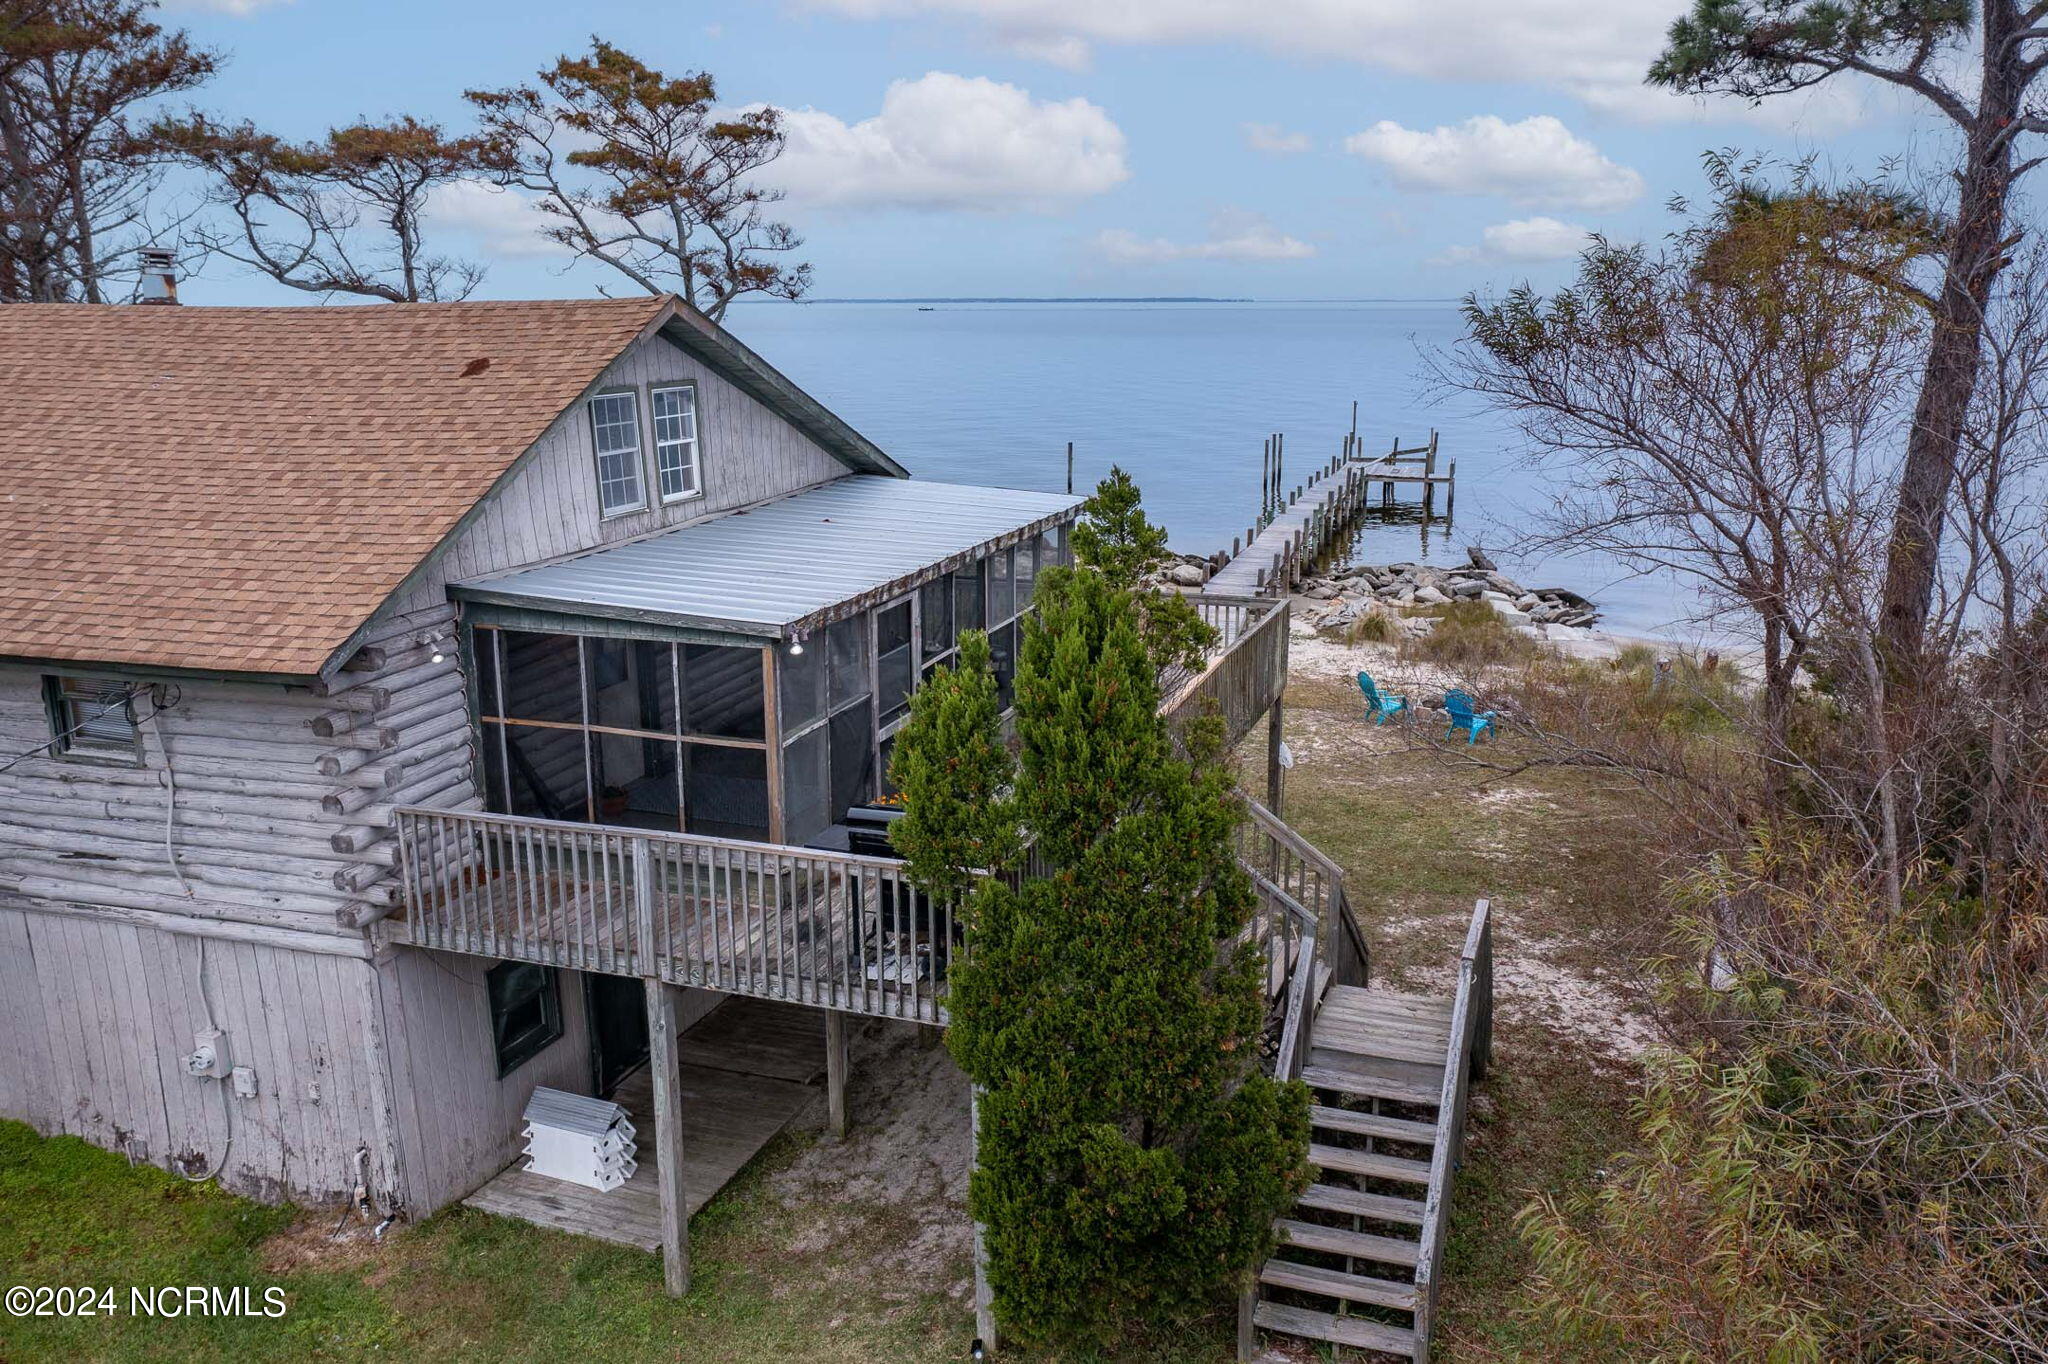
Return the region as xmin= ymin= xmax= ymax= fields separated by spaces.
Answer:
xmin=1241 ymin=903 xmax=1494 ymax=1363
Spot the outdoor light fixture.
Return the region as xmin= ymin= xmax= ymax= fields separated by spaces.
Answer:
xmin=970 ymin=1340 xmax=986 ymax=1361
xmin=789 ymin=630 xmax=806 ymax=656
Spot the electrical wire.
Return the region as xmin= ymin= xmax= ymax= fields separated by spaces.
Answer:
xmin=0 ymin=682 xmax=173 ymax=774
xmin=143 ymin=686 xmax=193 ymax=896
xmin=177 ymin=936 xmax=233 ymax=1183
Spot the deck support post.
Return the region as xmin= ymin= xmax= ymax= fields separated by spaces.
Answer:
xmin=1266 ymin=696 xmax=1286 ymax=818
xmin=970 ymin=1085 xmax=998 ymax=1352
xmin=646 ymin=977 xmax=690 ymax=1296
xmin=1236 ymin=1282 xmax=1258 ymax=1361
xmin=825 ymin=1009 xmax=849 ymax=1141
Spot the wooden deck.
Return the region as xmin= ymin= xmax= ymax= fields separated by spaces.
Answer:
xmin=463 ymin=997 xmax=825 ymax=1250
xmin=1209 ymin=441 xmax=1453 ymax=598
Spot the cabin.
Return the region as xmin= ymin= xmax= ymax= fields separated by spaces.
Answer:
xmin=0 ymin=292 xmax=1483 ymax=1361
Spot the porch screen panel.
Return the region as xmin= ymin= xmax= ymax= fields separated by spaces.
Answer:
xmin=781 ymin=726 xmax=831 ymax=846
xmin=504 ymin=724 xmax=589 ymax=822
xmin=782 ymin=614 xmax=881 ymax=838
xmin=500 ymin=631 xmax=584 ymax=723
xmin=876 ymin=600 xmax=914 ymax=727
xmin=682 ymin=643 xmax=766 ymax=740
xmin=682 ymin=744 xmax=770 ymax=842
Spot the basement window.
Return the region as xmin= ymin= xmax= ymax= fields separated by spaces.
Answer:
xmin=487 ymin=961 xmax=563 ymax=1077
xmin=44 ymin=676 xmax=141 ymax=763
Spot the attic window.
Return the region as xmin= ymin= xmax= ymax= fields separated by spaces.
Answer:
xmin=588 ymin=391 xmax=647 ymax=516
xmin=651 ymin=384 xmax=700 ymax=502
xmin=44 ymin=676 xmax=141 ymax=763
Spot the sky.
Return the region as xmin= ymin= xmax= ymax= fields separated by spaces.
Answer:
xmin=157 ymin=0 xmax=1949 ymax=304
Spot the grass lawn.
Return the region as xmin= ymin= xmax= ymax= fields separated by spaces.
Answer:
xmin=1 ymin=639 xmax=1664 ymax=1364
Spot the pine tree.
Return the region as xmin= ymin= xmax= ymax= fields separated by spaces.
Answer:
xmin=893 ymin=540 xmax=1309 ymax=1346
xmin=1070 ymin=465 xmax=1217 ymax=674
xmin=887 ymin=630 xmax=1016 ymax=903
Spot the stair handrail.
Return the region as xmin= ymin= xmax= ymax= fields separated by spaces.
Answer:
xmin=1242 ymin=798 xmax=1373 ymax=988
xmin=1238 ymin=860 xmax=1320 ymax=1081
xmin=1409 ymin=898 xmax=1493 ymax=1364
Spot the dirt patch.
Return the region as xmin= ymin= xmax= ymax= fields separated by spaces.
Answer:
xmin=768 ymin=1020 xmax=974 ymax=1302
xmin=258 ymin=1208 xmax=399 ymax=1280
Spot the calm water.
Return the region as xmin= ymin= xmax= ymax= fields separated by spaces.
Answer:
xmin=725 ymin=301 xmax=1692 ymax=636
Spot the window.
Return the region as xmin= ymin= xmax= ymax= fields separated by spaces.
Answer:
xmin=487 ymin=960 xmax=563 ymax=1077
xmin=44 ymin=676 xmax=139 ymax=762
xmin=588 ymin=391 xmax=646 ymax=515
xmin=650 ymin=384 xmax=701 ymax=502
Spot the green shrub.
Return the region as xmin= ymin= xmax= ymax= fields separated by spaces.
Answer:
xmin=892 ymin=475 xmax=1310 ymax=1347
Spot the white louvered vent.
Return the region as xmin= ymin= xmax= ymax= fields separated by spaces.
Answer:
xmin=521 ymin=1087 xmax=637 ymax=1192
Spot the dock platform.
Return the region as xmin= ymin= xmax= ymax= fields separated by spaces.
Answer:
xmin=1207 ymin=434 xmax=1453 ymax=597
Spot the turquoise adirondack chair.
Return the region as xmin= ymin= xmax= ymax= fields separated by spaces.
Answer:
xmin=1444 ymin=689 xmax=1497 ymax=744
xmin=1356 ymin=671 xmax=1408 ymax=725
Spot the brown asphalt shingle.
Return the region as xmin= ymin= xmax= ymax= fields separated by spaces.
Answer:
xmin=0 ymin=296 xmax=672 ymax=676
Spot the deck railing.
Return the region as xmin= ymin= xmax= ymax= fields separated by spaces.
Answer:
xmin=1161 ymin=595 xmax=1289 ymax=751
xmin=393 ymin=807 xmax=958 ymax=1024
xmin=1409 ymin=898 xmax=1494 ymax=1363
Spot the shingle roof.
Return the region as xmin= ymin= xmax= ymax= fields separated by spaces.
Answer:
xmin=0 ymin=297 xmax=675 ymax=676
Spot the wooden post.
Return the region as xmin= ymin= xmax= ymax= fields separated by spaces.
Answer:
xmin=1065 ymin=440 xmax=1074 ymax=495
xmin=1266 ymin=695 xmax=1285 ymax=817
xmin=646 ymin=978 xmax=690 ymax=1296
xmin=971 ymin=1086 xmax=998 ymax=1351
xmin=1237 ymin=1283 xmax=1258 ymax=1361
xmin=825 ymin=1009 xmax=849 ymax=1140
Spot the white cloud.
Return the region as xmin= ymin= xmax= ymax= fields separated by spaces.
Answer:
xmin=1094 ymin=212 xmax=1315 ymax=264
xmin=424 ymin=181 xmax=568 ymax=258
xmin=1243 ymin=122 xmax=1312 ymax=155
xmin=1430 ymin=216 xmax=1593 ymax=266
xmin=801 ymin=0 xmax=1741 ymax=120
xmin=765 ymin=72 xmax=1127 ymax=211
xmin=1345 ymin=115 xmax=1644 ymax=211
xmin=1003 ymin=33 xmax=1091 ymax=69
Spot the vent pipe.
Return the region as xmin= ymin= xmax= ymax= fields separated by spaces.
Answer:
xmin=138 ymin=248 xmax=179 ymax=305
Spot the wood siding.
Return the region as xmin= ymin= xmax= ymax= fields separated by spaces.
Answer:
xmin=374 ymin=946 xmax=593 ymax=1215
xmin=0 ymin=603 xmax=474 ymax=943
xmin=0 ymin=905 xmax=401 ymax=1204
xmin=380 ymin=331 xmax=854 ymax=620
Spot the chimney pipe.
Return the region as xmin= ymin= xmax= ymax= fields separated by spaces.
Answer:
xmin=138 ymin=248 xmax=178 ymax=305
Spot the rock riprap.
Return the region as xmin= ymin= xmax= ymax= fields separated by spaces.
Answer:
xmin=1302 ymin=560 xmax=1600 ymax=637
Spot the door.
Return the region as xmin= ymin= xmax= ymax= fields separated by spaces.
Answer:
xmin=584 ymin=973 xmax=650 ymax=1096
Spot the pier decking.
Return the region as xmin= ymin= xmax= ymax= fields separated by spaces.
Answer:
xmin=1208 ymin=435 xmax=1453 ymax=597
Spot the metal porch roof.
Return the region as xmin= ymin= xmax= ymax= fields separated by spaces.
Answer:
xmin=455 ymin=476 xmax=1083 ymax=638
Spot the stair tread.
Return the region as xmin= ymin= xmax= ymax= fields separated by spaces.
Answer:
xmin=1261 ymin=1257 xmax=1419 ymax=1309
xmin=1310 ymin=1142 xmax=1433 ymax=1184
xmin=1309 ymin=1105 xmax=1438 ymax=1144
xmin=1275 ymin=1218 xmax=1421 ymax=1266
xmin=1253 ymin=1300 xmax=1418 ymax=1356
xmin=1323 ymin=984 xmax=1453 ymax=1018
xmin=1316 ymin=1008 xmax=1455 ymax=1041
xmin=1301 ymin=1064 xmax=1444 ymax=1106
xmin=1297 ymin=1182 xmax=1427 ymax=1224
xmin=1310 ymin=1036 xmax=1458 ymax=1064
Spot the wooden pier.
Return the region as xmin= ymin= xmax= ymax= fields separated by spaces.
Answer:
xmin=1207 ymin=432 xmax=1454 ymax=597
